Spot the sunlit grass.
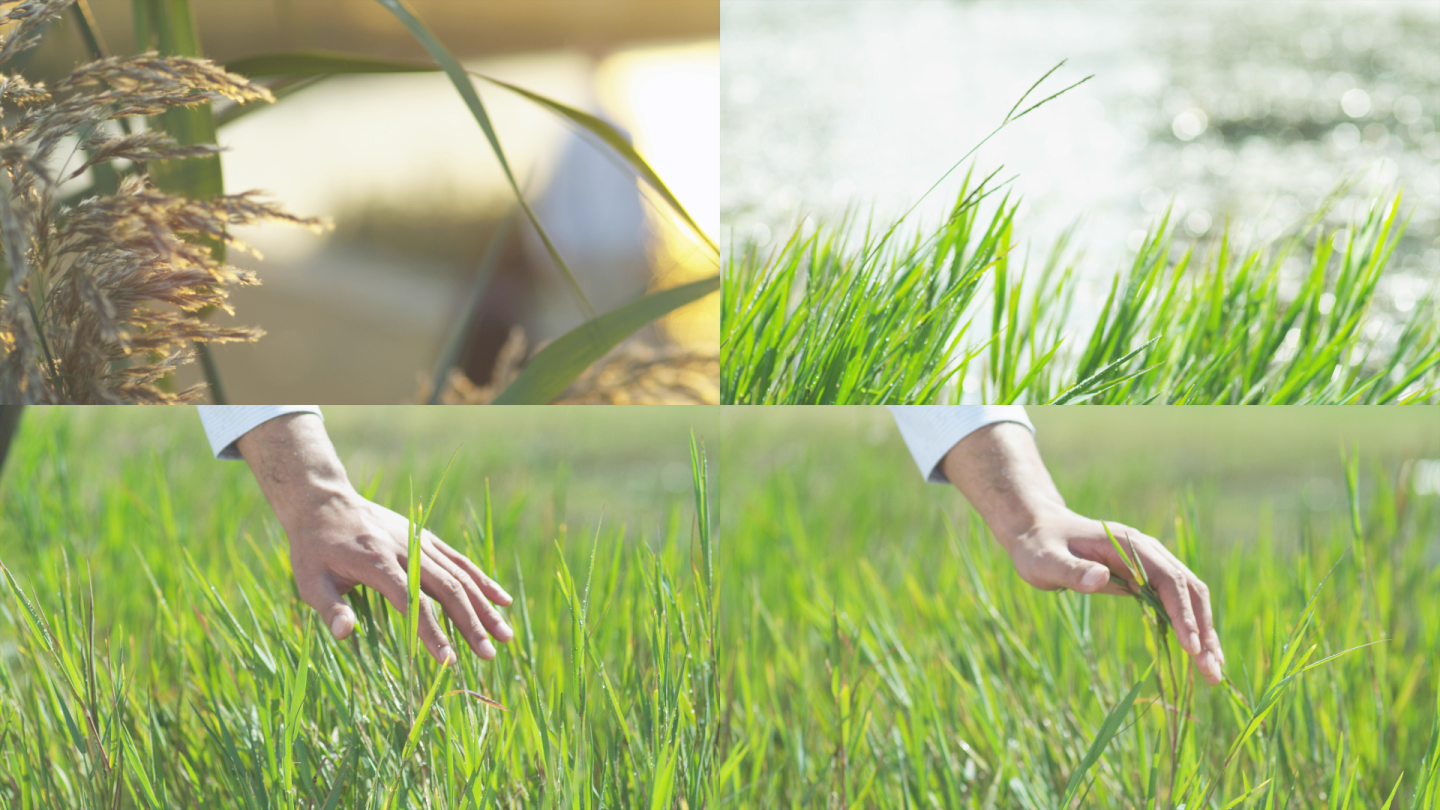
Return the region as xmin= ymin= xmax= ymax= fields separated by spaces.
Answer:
xmin=0 ymin=413 xmax=724 ymax=808
xmin=721 ymin=62 xmax=1440 ymax=405
xmin=4 ymin=410 xmax=1440 ymax=807
xmin=717 ymin=418 xmax=1440 ymax=808
xmin=722 ymin=177 xmax=1440 ymax=404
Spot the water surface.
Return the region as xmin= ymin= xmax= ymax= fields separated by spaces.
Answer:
xmin=722 ymin=0 xmax=1440 ymax=315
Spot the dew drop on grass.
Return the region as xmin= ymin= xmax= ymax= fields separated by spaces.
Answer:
xmin=751 ymin=223 xmax=772 ymax=247
xmin=1172 ymin=109 xmax=1208 ymax=141
xmin=1327 ymin=72 xmax=1356 ymax=99
xmin=1422 ymin=133 xmax=1440 ymax=160
xmin=1185 ymin=210 xmax=1212 ymax=236
xmin=1331 ymin=123 xmax=1361 ymax=151
xmin=1393 ymin=96 xmax=1423 ymax=125
xmin=1342 ymin=88 xmax=1372 ymax=118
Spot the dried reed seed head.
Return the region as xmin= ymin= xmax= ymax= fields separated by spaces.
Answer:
xmin=0 ymin=1 xmax=324 ymax=403
xmin=62 ymin=180 xmax=324 ymax=257
xmin=76 ymin=131 xmax=219 ymax=179
xmin=0 ymin=75 xmax=49 ymax=108
xmin=10 ymin=60 xmax=271 ymax=177
xmin=0 ymin=0 xmax=72 ymax=66
xmin=55 ymin=55 xmax=275 ymax=107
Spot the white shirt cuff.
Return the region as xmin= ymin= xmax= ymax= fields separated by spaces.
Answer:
xmin=196 ymin=406 xmax=323 ymax=460
xmin=887 ymin=406 xmax=1033 ymax=483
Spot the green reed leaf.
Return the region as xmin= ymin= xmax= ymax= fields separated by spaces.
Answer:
xmin=371 ymin=0 xmax=593 ymax=316
xmin=493 ymin=274 xmax=719 ymax=404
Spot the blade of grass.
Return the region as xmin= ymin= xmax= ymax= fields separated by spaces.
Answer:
xmin=407 ymin=479 xmax=422 ymax=667
xmin=372 ymin=0 xmax=593 ymax=316
xmin=400 ymin=659 xmax=452 ymax=762
xmin=1060 ymin=662 xmax=1154 ymax=808
xmin=492 ymin=274 xmax=719 ymax=404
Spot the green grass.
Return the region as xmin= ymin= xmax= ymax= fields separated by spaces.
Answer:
xmin=720 ymin=66 xmax=1440 ymax=405
xmin=716 ymin=406 xmax=1440 ymax=808
xmin=4 ymin=407 xmax=1440 ymax=807
xmin=0 ymin=407 xmax=725 ymax=808
xmin=722 ymin=179 xmax=1440 ymax=404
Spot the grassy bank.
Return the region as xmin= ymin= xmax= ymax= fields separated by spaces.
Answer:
xmin=0 ymin=407 xmax=723 ymax=808
xmin=4 ymin=407 xmax=1440 ymax=807
xmin=717 ymin=407 xmax=1440 ymax=807
xmin=722 ymin=177 xmax=1440 ymax=404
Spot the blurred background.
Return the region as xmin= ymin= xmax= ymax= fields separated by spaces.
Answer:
xmin=720 ymin=406 xmax=1440 ymax=559
xmin=723 ymin=0 xmax=1440 ymax=331
xmin=26 ymin=0 xmax=718 ymax=402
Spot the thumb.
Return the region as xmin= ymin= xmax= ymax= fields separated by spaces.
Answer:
xmin=301 ymin=575 xmax=356 ymax=641
xmin=1063 ymin=556 xmax=1111 ymax=593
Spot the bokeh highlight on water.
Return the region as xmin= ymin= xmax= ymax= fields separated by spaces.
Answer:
xmin=722 ymin=0 xmax=1440 ymax=329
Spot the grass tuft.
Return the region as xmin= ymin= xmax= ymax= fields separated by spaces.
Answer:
xmin=722 ymin=67 xmax=1440 ymax=405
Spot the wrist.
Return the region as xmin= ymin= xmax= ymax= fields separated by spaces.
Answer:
xmin=236 ymin=413 xmax=357 ymax=529
xmin=268 ymin=474 xmax=360 ymax=529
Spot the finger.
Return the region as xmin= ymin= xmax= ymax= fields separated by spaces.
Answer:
xmin=1073 ymin=539 xmax=1144 ymax=593
xmin=1047 ymin=548 xmax=1111 ymax=594
xmin=426 ymin=532 xmax=513 ymax=606
xmin=368 ymin=561 xmax=457 ymax=666
xmin=1148 ymin=543 xmax=1224 ymax=672
xmin=297 ymin=573 xmax=356 ymax=641
xmin=1094 ymin=526 xmax=1201 ymax=654
xmin=1138 ymin=552 xmax=1202 ymax=659
xmin=418 ymin=555 xmax=498 ymax=661
xmin=1189 ymin=578 xmax=1224 ymax=684
xmin=422 ymin=542 xmax=514 ymax=643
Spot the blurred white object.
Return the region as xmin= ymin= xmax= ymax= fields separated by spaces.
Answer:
xmin=522 ymin=99 xmax=650 ymax=339
xmin=1415 ymin=460 xmax=1440 ymax=495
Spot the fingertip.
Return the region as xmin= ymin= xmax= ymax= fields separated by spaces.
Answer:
xmin=330 ymin=610 xmax=355 ymax=641
xmin=478 ymin=639 xmax=497 ymax=660
xmin=1201 ymin=651 xmax=1221 ymax=685
xmin=1186 ymin=631 xmax=1201 ymax=656
xmin=439 ymin=646 xmax=456 ymax=666
xmin=479 ymin=577 xmax=513 ymax=606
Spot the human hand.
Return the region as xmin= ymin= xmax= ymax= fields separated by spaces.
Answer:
xmin=237 ymin=414 xmax=513 ymax=665
xmin=993 ymin=507 xmax=1225 ymax=686
xmin=281 ymin=489 xmax=515 ymax=664
xmin=939 ymin=421 xmax=1224 ymax=686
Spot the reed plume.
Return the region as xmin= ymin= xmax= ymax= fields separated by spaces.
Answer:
xmin=0 ymin=0 xmax=322 ymax=403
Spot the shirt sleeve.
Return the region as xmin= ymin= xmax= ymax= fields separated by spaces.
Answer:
xmin=196 ymin=406 xmax=323 ymax=460
xmin=887 ymin=406 xmax=1033 ymax=484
